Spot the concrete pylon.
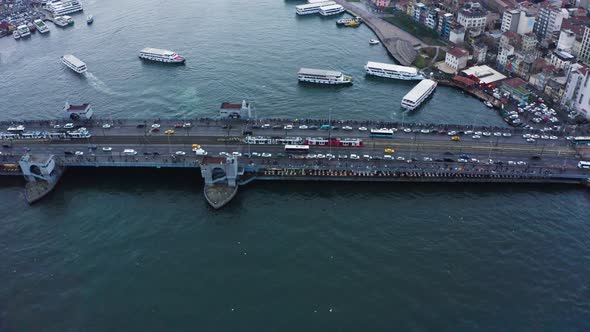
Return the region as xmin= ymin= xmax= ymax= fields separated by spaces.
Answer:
xmin=200 ymin=156 xmax=240 ymax=209
xmin=18 ymin=154 xmax=64 ymax=204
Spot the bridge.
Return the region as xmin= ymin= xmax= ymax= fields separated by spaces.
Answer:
xmin=1 ymin=117 xmax=589 ymax=208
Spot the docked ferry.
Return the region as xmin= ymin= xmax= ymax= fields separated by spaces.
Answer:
xmin=33 ymin=19 xmax=50 ymax=33
xmin=46 ymin=0 xmax=83 ymax=16
xmin=16 ymin=25 xmax=31 ymax=38
xmin=53 ymin=15 xmax=74 ymax=27
xmin=138 ymin=48 xmax=185 ymax=63
xmin=364 ymin=61 xmax=423 ymax=80
xmin=61 ymin=54 xmax=87 ymax=74
xmin=401 ymin=79 xmax=437 ymax=111
xmin=295 ymin=1 xmax=335 ymax=15
xmin=318 ymin=4 xmax=344 ymax=16
xmin=298 ymin=68 xmax=352 ymax=85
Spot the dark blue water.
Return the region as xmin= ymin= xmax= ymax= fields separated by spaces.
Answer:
xmin=1 ymin=0 xmax=590 ymax=330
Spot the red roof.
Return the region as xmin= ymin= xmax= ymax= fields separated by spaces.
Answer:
xmin=201 ymin=156 xmax=226 ymax=165
xmin=502 ymin=77 xmax=527 ymax=88
xmin=453 ymin=75 xmax=477 ymax=86
xmin=66 ymin=103 xmax=90 ymax=111
xmin=220 ymin=102 xmax=242 ymax=109
xmin=448 ymin=47 xmax=469 ymax=58
xmin=0 ymin=22 xmax=10 ymax=30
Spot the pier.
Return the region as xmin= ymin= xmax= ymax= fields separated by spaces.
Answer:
xmin=1 ymin=117 xmax=589 ymax=208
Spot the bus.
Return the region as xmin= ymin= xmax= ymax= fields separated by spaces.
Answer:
xmin=572 ymin=136 xmax=590 ymax=145
xmin=370 ymin=128 xmax=394 ymax=138
xmin=284 ymin=144 xmax=310 ymax=154
xmin=578 ymin=161 xmax=590 ymax=169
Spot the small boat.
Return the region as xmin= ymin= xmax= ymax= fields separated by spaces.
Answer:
xmin=369 ymin=39 xmax=380 ymax=45
xmin=336 ymin=17 xmax=361 ymax=25
xmin=34 ymin=19 xmax=50 ymax=33
xmin=53 ymin=16 xmax=69 ymax=27
xmin=13 ymin=31 xmax=20 ymax=40
xmin=63 ymin=15 xmax=74 ymax=25
xmin=344 ymin=20 xmax=360 ymax=27
xmin=86 ymin=15 xmax=93 ymax=24
xmin=484 ymin=101 xmax=494 ymax=108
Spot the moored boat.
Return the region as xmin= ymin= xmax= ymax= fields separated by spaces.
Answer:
xmin=318 ymin=4 xmax=344 ymax=16
xmin=364 ymin=61 xmax=424 ymax=80
xmin=63 ymin=15 xmax=74 ymax=25
xmin=295 ymin=1 xmax=335 ymax=15
xmin=139 ymin=48 xmax=185 ymax=63
xmin=13 ymin=31 xmax=20 ymax=40
xmin=33 ymin=19 xmax=50 ymax=33
xmin=53 ymin=16 xmax=69 ymax=27
xmin=86 ymin=15 xmax=93 ymax=24
xmin=61 ymin=54 xmax=87 ymax=74
xmin=401 ymin=79 xmax=437 ymax=111
xmin=16 ymin=25 xmax=31 ymax=38
xmin=344 ymin=20 xmax=360 ymax=27
xmin=298 ymin=68 xmax=353 ymax=85
xmin=336 ymin=17 xmax=361 ymax=25
xmin=369 ymin=39 xmax=380 ymax=45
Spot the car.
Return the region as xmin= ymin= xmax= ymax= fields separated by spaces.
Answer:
xmin=451 ymin=136 xmax=460 ymax=141
xmin=350 ymin=154 xmax=360 ymax=160
xmin=151 ymin=123 xmax=161 ymax=129
xmin=423 ymin=157 xmax=433 ymax=162
xmin=136 ymin=124 xmax=146 ymax=128
xmin=338 ymin=154 xmax=348 ymax=159
xmin=75 ymin=151 xmax=84 ymax=156
xmin=272 ymin=125 xmax=282 ymax=130
xmin=396 ymin=156 xmax=405 ymax=161
xmin=421 ymin=129 xmax=430 ymax=134
xmin=531 ymin=134 xmax=540 ymax=139
xmin=194 ymin=149 xmax=208 ymax=156
xmin=101 ymin=147 xmax=111 ymax=152
xmin=284 ymin=125 xmax=293 ymax=130
xmin=517 ymin=161 xmax=527 ymax=165
xmin=151 ymin=128 xmax=160 ymax=132
xmin=174 ymin=123 xmax=183 ymax=128
xmin=384 ymin=148 xmax=395 ymax=154
xmin=2 ymin=143 xmax=12 ymax=148
xmin=465 ymin=130 xmax=473 ymax=135
xmin=175 ymin=151 xmax=186 ymax=156
xmin=522 ymin=134 xmax=531 ymax=139
xmin=63 ymin=123 xmax=75 ymax=129
xmin=102 ymin=123 xmax=112 ymax=129
xmin=470 ymin=158 xmax=480 ymax=163
xmin=358 ymin=127 xmax=367 ymax=131
xmin=320 ymin=125 xmax=331 ymax=130
xmin=384 ymin=155 xmax=393 ymax=160
xmin=482 ymin=132 xmax=491 ymax=137
xmin=326 ymin=153 xmax=335 ymax=159
xmin=123 ymin=149 xmax=138 ymax=155
xmin=232 ymin=152 xmax=242 ymax=157
xmin=64 ymin=151 xmax=74 ymax=155
xmin=343 ymin=126 xmax=353 ymax=131
xmin=526 ymin=138 xmax=535 ymax=143
xmin=308 ymin=125 xmax=319 ymax=130
xmin=373 ymin=156 xmax=383 ymax=160
xmin=277 ymin=153 xmax=286 ymax=158
xmin=251 ymin=152 xmax=261 ymax=157
xmin=443 ymin=157 xmax=455 ymax=162
xmin=458 ymin=158 xmax=468 ymax=163
xmin=502 ymin=133 xmax=512 ymax=137
xmin=219 ymin=152 xmax=230 ymax=157
xmin=541 ymin=135 xmax=550 ymax=140
xmin=507 ymin=160 xmax=516 ymax=165
xmin=307 ymin=154 xmax=317 ymax=159
xmin=565 ymin=136 xmax=573 ymax=141
xmin=403 ymin=128 xmax=411 ymax=133
xmin=447 ymin=131 xmax=457 ymax=136
xmin=549 ymin=136 xmax=558 ymax=140
xmin=493 ymin=132 xmax=502 ymax=137
xmin=261 ymin=153 xmax=272 ymax=158
xmin=472 ymin=135 xmax=481 ymax=139
xmin=316 ymin=154 xmax=326 ymax=159
xmin=474 ymin=131 xmax=482 ymax=135
xmin=143 ymin=152 xmax=152 ymax=156
xmin=363 ymin=154 xmax=371 ymax=160
xmin=183 ymin=123 xmax=192 ymax=128
xmin=331 ymin=126 xmax=339 ymax=131
xmin=261 ymin=124 xmax=271 ymax=129
xmin=299 ymin=125 xmax=308 ymax=130
xmin=165 ymin=129 xmax=175 ymax=135
xmin=53 ymin=124 xmax=61 ymax=129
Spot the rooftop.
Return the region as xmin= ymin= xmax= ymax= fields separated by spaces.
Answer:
xmin=298 ymin=68 xmax=343 ymax=77
xmin=461 ymin=65 xmax=507 ymax=84
xmin=448 ymin=47 xmax=469 ymax=58
xmin=220 ymin=102 xmax=248 ymax=110
xmin=502 ymin=77 xmax=527 ymax=88
xmin=402 ymin=79 xmax=437 ymax=102
xmin=66 ymin=103 xmax=90 ymax=112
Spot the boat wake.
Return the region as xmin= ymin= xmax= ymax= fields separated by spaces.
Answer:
xmin=84 ymin=72 xmax=116 ymax=95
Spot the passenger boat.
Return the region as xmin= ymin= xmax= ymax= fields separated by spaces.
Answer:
xmin=295 ymin=1 xmax=335 ymax=15
xmin=364 ymin=61 xmax=423 ymax=80
xmin=369 ymin=39 xmax=380 ymax=45
xmin=401 ymin=79 xmax=437 ymax=111
xmin=344 ymin=20 xmax=360 ymax=27
xmin=61 ymin=54 xmax=87 ymax=74
xmin=86 ymin=15 xmax=93 ymax=24
xmin=46 ymin=0 xmax=83 ymax=16
xmin=138 ymin=48 xmax=185 ymax=63
xmin=16 ymin=25 xmax=31 ymax=38
xmin=53 ymin=16 xmax=69 ymax=27
xmin=298 ymin=68 xmax=353 ymax=85
xmin=318 ymin=4 xmax=344 ymax=16
xmin=336 ymin=17 xmax=361 ymax=25
xmin=33 ymin=19 xmax=50 ymax=33
xmin=63 ymin=15 xmax=75 ymax=25
xmin=484 ymin=101 xmax=493 ymax=108
xmin=13 ymin=31 xmax=20 ymax=40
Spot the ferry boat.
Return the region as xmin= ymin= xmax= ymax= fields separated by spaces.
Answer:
xmin=298 ymin=68 xmax=352 ymax=85
xmin=295 ymin=1 xmax=335 ymax=15
xmin=13 ymin=31 xmax=20 ymax=40
xmin=364 ymin=61 xmax=423 ymax=80
xmin=318 ymin=4 xmax=344 ymax=16
xmin=53 ymin=16 xmax=69 ymax=27
xmin=86 ymin=15 xmax=93 ymax=24
xmin=138 ymin=48 xmax=185 ymax=63
xmin=33 ymin=19 xmax=50 ymax=33
xmin=401 ymin=79 xmax=437 ymax=111
xmin=61 ymin=54 xmax=87 ymax=74
xmin=369 ymin=39 xmax=380 ymax=45
xmin=16 ymin=25 xmax=31 ymax=38
xmin=336 ymin=17 xmax=361 ymax=25
xmin=46 ymin=0 xmax=83 ymax=16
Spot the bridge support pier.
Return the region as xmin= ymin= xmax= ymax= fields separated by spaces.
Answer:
xmin=18 ymin=154 xmax=64 ymax=204
xmin=200 ymin=156 xmax=241 ymax=209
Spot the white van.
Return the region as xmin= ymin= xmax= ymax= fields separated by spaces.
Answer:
xmin=123 ymin=149 xmax=137 ymax=155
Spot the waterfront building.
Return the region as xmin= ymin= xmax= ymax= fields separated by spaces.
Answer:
xmin=445 ymin=47 xmax=469 ymax=72
xmin=549 ymin=50 xmax=575 ymax=72
xmin=501 ymin=77 xmax=531 ymax=103
xmin=63 ymin=102 xmax=93 ymax=120
xmin=219 ymin=100 xmax=253 ymax=119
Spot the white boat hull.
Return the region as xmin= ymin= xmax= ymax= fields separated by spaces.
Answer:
xmin=139 ymin=55 xmax=185 ymax=63
xmin=298 ymin=78 xmax=351 ymax=85
xmin=365 ymin=67 xmax=424 ymax=80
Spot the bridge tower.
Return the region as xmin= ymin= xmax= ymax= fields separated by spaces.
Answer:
xmin=200 ymin=156 xmax=240 ymax=209
xmin=18 ymin=154 xmax=64 ymax=204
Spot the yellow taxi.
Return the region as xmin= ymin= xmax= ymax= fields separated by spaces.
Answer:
xmin=451 ymin=136 xmax=460 ymax=141
xmin=384 ymin=148 xmax=395 ymax=154
xmin=165 ymin=129 xmax=175 ymax=135
xmin=192 ymin=144 xmax=201 ymax=149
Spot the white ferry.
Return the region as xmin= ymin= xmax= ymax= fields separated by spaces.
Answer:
xmin=319 ymin=4 xmax=344 ymax=16
xmin=33 ymin=19 xmax=50 ymax=33
xmin=401 ymin=79 xmax=437 ymax=111
xmin=61 ymin=54 xmax=87 ymax=74
xmin=46 ymin=0 xmax=83 ymax=16
xmin=139 ymin=48 xmax=185 ymax=63
xmin=16 ymin=25 xmax=31 ymax=38
xmin=298 ymin=68 xmax=352 ymax=85
xmin=295 ymin=1 xmax=336 ymax=15
xmin=364 ymin=61 xmax=423 ymax=80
